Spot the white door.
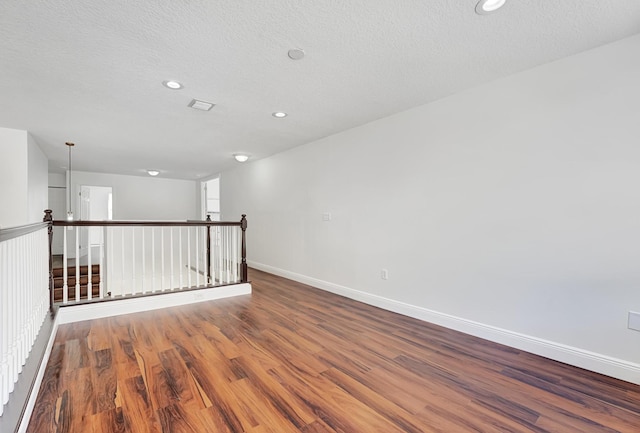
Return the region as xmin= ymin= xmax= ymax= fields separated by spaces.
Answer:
xmin=80 ymin=185 xmax=113 ymax=262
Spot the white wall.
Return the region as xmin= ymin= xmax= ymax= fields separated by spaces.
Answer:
xmin=27 ymin=134 xmax=48 ymax=223
xmin=221 ymin=34 xmax=640 ymax=382
xmin=0 ymin=128 xmax=28 ymax=228
xmin=48 ymin=173 xmax=67 ymax=254
xmin=0 ymin=128 xmax=48 ymax=228
xmin=67 ymin=171 xmax=197 ymax=221
xmin=48 ymin=173 xmax=65 ymax=188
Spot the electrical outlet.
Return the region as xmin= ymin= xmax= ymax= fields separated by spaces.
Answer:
xmin=629 ymin=311 xmax=640 ymax=331
xmin=381 ymin=269 xmax=388 ymax=280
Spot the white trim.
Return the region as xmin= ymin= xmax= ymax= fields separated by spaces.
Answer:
xmin=18 ymin=284 xmax=251 ymax=432
xmin=249 ymin=261 xmax=640 ymax=385
xmin=56 ymin=284 xmax=251 ymax=324
xmin=18 ymin=318 xmax=59 ymax=433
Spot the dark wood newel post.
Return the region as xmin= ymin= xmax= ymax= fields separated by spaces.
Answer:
xmin=240 ymin=214 xmax=248 ymax=283
xmin=43 ymin=209 xmax=54 ymax=312
xmin=206 ymin=215 xmax=211 ymax=284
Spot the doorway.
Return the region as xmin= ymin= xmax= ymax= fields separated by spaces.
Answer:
xmin=79 ymin=185 xmax=113 ymax=259
xmin=203 ymin=178 xmax=220 ymax=221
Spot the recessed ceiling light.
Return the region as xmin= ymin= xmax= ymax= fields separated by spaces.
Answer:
xmin=234 ymin=154 xmax=250 ymax=163
xmin=288 ymin=48 xmax=305 ymax=60
xmin=475 ymin=0 xmax=506 ymax=14
xmin=147 ymin=170 xmax=160 ymax=176
xmin=272 ymin=112 xmax=287 ymax=118
xmin=188 ymin=99 xmax=215 ymax=111
xmin=162 ymin=80 xmax=183 ymax=90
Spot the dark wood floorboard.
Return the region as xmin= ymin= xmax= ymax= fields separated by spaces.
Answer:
xmin=26 ymin=268 xmax=640 ymax=432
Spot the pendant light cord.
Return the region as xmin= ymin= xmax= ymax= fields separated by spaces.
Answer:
xmin=66 ymin=142 xmax=74 ymax=219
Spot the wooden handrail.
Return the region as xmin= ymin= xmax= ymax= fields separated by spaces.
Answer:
xmin=52 ymin=220 xmax=242 ymax=227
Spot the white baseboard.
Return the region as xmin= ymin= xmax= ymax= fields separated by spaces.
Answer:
xmin=249 ymin=261 xmax=640 ymax=385
xmin=56 ymin=283 xmax=252 ymax=324
xmin=18 ymin=284 xmax=251 ymax=432
xmin=18 ymin=317 xmax=60 ymax=433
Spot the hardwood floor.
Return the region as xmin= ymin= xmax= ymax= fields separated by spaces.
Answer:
xmin=27 ymin=269 xmax=640 ymax=432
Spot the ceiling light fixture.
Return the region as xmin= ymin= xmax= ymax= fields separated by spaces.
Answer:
xmin=147 ymin=170 xmax=160 ymax=176
xmin=475 ymin=0 xmax=506 ymax=14
xmin=234 ymin=154 xmax=250 ymax=163
xmin=287 ymin=48 xmax=305 ymax=60
xmin=162 ymin=80 xmax=184 ymax=90
xmin=272 ymin=112 xmax=287 ymax=118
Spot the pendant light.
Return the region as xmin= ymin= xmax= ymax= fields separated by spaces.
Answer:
xmin=66 ymin=142 xmax=75 ymax=221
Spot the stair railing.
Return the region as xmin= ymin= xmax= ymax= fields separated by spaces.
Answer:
xmin=0 ymin=221 xmax=50 ymax=416
xmin=44 ymin=211 xmax=247 ymax=307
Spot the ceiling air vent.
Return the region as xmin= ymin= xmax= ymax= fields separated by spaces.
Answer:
xmin=188 ymin=99 xmax=215 ymax=111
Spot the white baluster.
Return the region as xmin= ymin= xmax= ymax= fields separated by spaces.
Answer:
xmin=238 ymin=227 xmax=241 ymax=281
xmin=109 ymin=227 xmax=114 ymax=298
xmin=187 ymin=228 xmax=192 ymax=288
xmin=220 ymin=227 xmax=225 ymax=283
xmin=151 ymin=227 xmax=156 ymax=293
xmin=3 ymin=240 xmax=11 ymax=405
xmin=236 ymin=227 xmax=239 ymax=281
xmin=170 ymin=228 xmax=175 ymax=290
xmin=217 ymin=227 xmax=222 ymax=285
xmin=203 ymin=227 xmax=208 ymax=286
xmin=224 ymin=227 xmax=231 ymax=284
xmin=21 ymin=235 xmax=28 ymax=365
xmin=75 ymin=227 xmax=80 ymax=302
xmin=233 ymin=227 xmax=238 ymax=282
xmin=100 ymin=226 xmax=106 ymax=299
xmin=17 ymin=238 xmax=23 ymax=370
xmin=195 ymin=226 xmax=200 ymax=287
xmin=9 ymin=238 xmax=14 ymax=399
xmin=232 ymin=227 xmax=237 ymax=282
xmin=121 ymin=227 xmax=125 ymax=298
xmin=63 ymin=227 xmax=68 ymax=303
xmin=1 ymin=241 xmax=8 ymax=410
xmin=161 ymin=228 xmax=165 ymax=291
xmin=6 ymin=239 xmax=14 ymax=399
xmin=141 ymin=227 xmax=146 ymax=294
xmin=8 ymin=238 xmax=16 ymax=396
xmin=132 ymin=227 xmax=136 ymax=295
xmin=87 ymin=227 xmax=92 ymax=301
xmin=222 ymin=227 xmax=226 ymax=283
xmin=179 ymin=228 xmax=184 ymax=289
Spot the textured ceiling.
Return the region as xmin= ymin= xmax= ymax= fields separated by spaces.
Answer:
xmin=1 ymin=0 xmax=640 ymax=180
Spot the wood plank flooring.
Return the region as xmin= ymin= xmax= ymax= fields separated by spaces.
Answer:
xmin=27 ymin=269 xmax=640 ymax=432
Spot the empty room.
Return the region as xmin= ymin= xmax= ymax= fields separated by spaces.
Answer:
xmin=1 ymin=1 xmax=640 ymax=432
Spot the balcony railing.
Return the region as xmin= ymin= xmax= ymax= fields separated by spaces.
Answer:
xmin=44 ymin=210 xmax=248 ymax=308
xmin=0 ymin=222 xmax=49 ymax=417
xmin=1 ymin=211 xmax=248 ymax=426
